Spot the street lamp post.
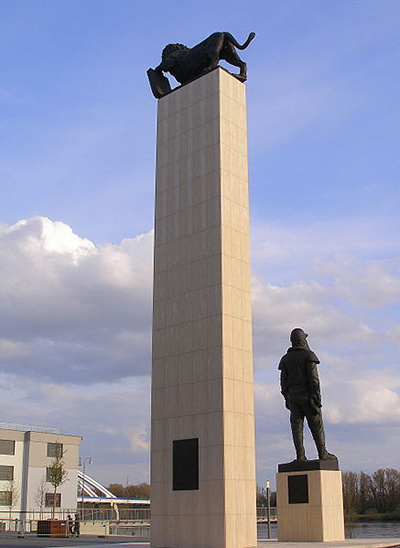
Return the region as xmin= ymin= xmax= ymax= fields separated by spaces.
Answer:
xmin=80 ymin=456 xmax=93 ymax=516
xmin=266 ymin=479 xmax=271 ymax=539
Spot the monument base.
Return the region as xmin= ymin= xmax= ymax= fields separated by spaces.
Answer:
xmin=276 ymin=461 xmax=345 ymax=542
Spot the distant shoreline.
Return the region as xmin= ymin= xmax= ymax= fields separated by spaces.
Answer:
xmin=347 ymin=514 xmax=400 ymax=523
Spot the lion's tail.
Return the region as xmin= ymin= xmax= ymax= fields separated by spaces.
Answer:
xmin=223 ymin=31 xmax=256 ymax=50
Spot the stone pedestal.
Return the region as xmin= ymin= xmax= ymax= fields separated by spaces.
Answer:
xmin=276 ymin=460 xmax=345 ymax=542
xmin=150 ymin=67 xmax=257 ymax=548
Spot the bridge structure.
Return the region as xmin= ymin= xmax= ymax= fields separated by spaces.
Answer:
xmin=76 ymin=472 xmax=150 ymax=537
xmin=77 ymin=473 xmax=275 ymax=527
xmin=77 ymin=472 xmax=150 ymax=521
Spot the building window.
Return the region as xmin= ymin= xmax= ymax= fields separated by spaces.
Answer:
xmin=0 ymin=440 xmax=15 ymax=455
xmin=0 ymin=491 xmax=12 ymax=506
xmin=47 ymin=443 xmax=63 ymax=458
xmin=0 ymin=466 xmax=14 ymax=481
xmin=45 ymin=493 xmax=61 ymax=507
xmin=46 ymin=467 xmax=52 ymax=482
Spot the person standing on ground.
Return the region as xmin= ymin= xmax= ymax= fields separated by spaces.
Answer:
xmin=74 ymin=514 xmax=80 ymax=537
xmin=278 ymin=328 xmax=336 ymax=461
xmin=67 ymin=514 xmax=73 ymax=536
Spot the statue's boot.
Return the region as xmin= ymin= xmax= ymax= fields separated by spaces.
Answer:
xmin=309 ymin=418 xmax=337 ymax=460
xmin=319 ymin=450 xmax=337 ymax=460
xmin=291 ymin=422 xmax=307 ymax=460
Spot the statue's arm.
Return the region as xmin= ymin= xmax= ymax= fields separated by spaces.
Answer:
xmin=307 ymin=360 xmax=322 ymax=407
xmin=280 ymin=371 xmax=290 ymax=410
xmin=280 ymin=370 xmax=288 ymax=398
xmin=278 ymin=360 xmax=290 ymax=409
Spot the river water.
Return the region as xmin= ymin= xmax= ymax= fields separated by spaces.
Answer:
xmin=257 ymin=522 xmax=400 ymax=540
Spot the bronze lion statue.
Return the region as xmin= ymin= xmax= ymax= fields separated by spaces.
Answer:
xmin=147 ymin=31 xmax=256 ymax=98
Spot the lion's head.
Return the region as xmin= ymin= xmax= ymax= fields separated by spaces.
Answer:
xmin=161 ymin=43 xmax=188 ymax=62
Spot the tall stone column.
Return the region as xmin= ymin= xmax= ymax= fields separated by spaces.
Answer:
xmin=151 ymin=67 xmax=256 ymax=548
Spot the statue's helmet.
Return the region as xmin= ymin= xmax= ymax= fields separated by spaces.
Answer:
xmin=290 ymin=328 xmax=308 ymax=343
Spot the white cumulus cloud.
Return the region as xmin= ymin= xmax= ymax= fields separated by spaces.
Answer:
xmin=0 ymin=216 xmax=153 ymax=384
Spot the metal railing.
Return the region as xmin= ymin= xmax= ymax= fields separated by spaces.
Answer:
xmin=0 ymin=509 xmax=77 ymax=533
xmin=257 ymin=506 xmax=277 ymax=521
xmin=79 ymin=508 xmax=150 ymax=522
xmin=0 ymin=508 xmax=273 ymax=536
xmin=109 ymin=524 xmax=150 ymax=538
xmin=0 ymin=508 xmax=151 ymax=536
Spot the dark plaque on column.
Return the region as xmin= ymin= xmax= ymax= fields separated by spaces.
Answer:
xmin=173 ymin=438 xmax=199 ymax=491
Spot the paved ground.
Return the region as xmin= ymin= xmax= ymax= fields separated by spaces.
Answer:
xmin=258 ymin=541 xmax=400 ymax=548
xmin=0 ymin=532 xmax=399 ymax=548
xmin=0 ymin=533 xmax=148 ymax=548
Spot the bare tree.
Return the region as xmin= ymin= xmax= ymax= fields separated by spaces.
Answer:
xmin=108 ymin=482 xmax=151 ymax=499
xmin=47 ymin=444 xmax=68 ymax=518
xmin=5 ymin=479 xmax=20 ymax=527
xmin=342 ymin=471 xmax=359 ymax=515
xmin=256 ymin=485 xmax=267 ymax=507
xmin=369 ymin=468 xmax=400 ymax=514
xmin=35 ymin=475 xmax=48 ymax=519
xmin=359 ymin=471 xmax=371 ymax=514
xmin=383 ymin=468 xmax=400 ymax=512
xmin=107 ymin=483 xmax=125 ymax=497
xmin=342 ymin=468 xmax=400 ymax=516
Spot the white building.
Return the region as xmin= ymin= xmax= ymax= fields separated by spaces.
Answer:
xmin=0 ymin=423 xmax=81 ymax=527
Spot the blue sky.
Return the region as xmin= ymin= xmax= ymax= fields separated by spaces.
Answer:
xmin=0 ymin=0 xmax=399 ymax=488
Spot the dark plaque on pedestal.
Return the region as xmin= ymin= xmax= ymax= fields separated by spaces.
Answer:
xmin=173 ymin=438 xmax=199 ymax=491
xmin=288 ymin=474 xmax=309 ymax=504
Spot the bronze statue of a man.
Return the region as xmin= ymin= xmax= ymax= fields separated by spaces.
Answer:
xmin=278 ymin=328 xmax=337 ymax=461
